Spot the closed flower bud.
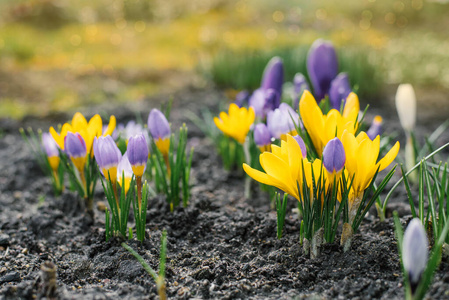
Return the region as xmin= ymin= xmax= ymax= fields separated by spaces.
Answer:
xmin=261 ymin=56 xmax=284 ymax=101
xmin=127 ymin=134 xmax=149 ymax=177
xmin=367 ymin=116 xmax=383 ymax=140
xmin=253 ymin=123 xmax=272 ymax=152
xmin=307 ymin=39 xmax=338 ymax=101
xmin=322 ymin=137 xmax=345 ymax=175
xmin=395 ymin=84 xmax=416 ymax=133
xmin=117 ymin=152 xmax=133 ymax=195
xmin=93 ymin=136 xmax=122 ymax=184
xmin=42 ymin=133 xmax=60 ymax=171
xmin=329 ymin=73 xmax=352 ymax=110
xmin=148 ymin=109 xmax=170 ymax=156
xmin=403 ymin=218 xmax=428 ymax=290
xmin=65 ymin=132 xmax=87 ymax=173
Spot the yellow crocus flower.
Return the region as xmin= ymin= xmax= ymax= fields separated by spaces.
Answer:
xmin=243 ymin=134 xmax=326 ymax=201
xmin=49 ymin=112 xmax=116 ymax=154
xmin=341 ymin=130 xmax=400 ymax=205
xmin=214 ymin=103 xmax=255 ymax=144
xmin=299 ymin=90 xmax=360 ymax=156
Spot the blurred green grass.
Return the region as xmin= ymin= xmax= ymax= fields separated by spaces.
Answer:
xmin=206 ymin=46 xmax=382 ymax=101
xmin=1 ymin=0 xmax=449 ymax=118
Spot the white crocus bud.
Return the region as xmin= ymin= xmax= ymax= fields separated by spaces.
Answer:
xmin=395 ymin=84 xmax=417 ymax=133
xmin=403 ymin=218 xmax=428 ymax=287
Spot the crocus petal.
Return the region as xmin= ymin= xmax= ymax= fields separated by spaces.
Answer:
xmin=395 ymin=84 xmax=416 ymax=132
xmin=148 ymin=109 xmax=170 ymax=140
xmin=377 ymin=141 xmax=400 ymax=172
xmin=103 ymin=115 xmax=117 ymax=137
xmin=307 ymin=39 xmax=338 ymax=101
xmin=403 ymin=218 xmax=428 ymax=285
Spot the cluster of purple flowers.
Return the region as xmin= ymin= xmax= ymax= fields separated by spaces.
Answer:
xmin=233 ymin=39 xmax=383 ymax=155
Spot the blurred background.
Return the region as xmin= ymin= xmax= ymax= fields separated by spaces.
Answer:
xmin=0 ymin=0 xmax=448 ymax=120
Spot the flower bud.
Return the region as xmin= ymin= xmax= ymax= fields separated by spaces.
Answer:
xmin=322 ymin=137 xmax=345 ymax=175
xmin=329 ymin=73 xmax=352 ymax=110
xmin=403 ymin=218 xmax=428 ymax=289
xmin=367 ymin=116 xmax=383 ymax=140
xmin=148 ymin=109 xmax=170 ymax=156
xmin=395 ymin=84 xmax=416 ymax=133
xmin=127 ymin=134 xmax=149 ymax=177
xmin=307 ymin=39 xmax=338 ymax=101
xmin=42 ymin=133 xmax=60 ymax=171
xmin=253 ymin=123 xmax=271 ymax=152
xmin=261 ymin=56 xmax=284 ymax=101
xmin=93 ymin=135 xmax=122 ymax=184
xmin=117 ymin=152 xmax=133 ymax=195
xmin=64 ymin=132 xmax=87 ymax=173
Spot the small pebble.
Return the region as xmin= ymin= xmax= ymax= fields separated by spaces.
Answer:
xmin=97 ymin=201 xmax=107 ymax=211
xmin=0 ymin=272 xmax=20 ymax=284
xmin=0 ymin=234 xmax=10 ymax=247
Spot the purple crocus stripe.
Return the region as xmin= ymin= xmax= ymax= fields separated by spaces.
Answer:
xmin=65 ymin=132 xmax=86 ymax=158
xmin=148 ymin=109 xmax=170 ymax=140
xmin=329 ymin=73 xmax=352 ymax=110
xmin=322 ymin=137 xmax=346 ymax=173
xmin=127 ymin=134 xmax=149 ymax=166
xmin=307 ymin=39 xmax=338 ymax=102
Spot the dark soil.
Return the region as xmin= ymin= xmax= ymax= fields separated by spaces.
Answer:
xmin=1 ymin=87 xmax=449 ymax=299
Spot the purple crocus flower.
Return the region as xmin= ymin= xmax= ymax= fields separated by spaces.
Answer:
xmin=148 ymin=109 xmax=171 ymax=156
xmin=279 ymin=103 xmax=300 ymax=131
xmin=403 ymin=218 xmax=428 ymax=289
xmin=329 ymin=72 xmax=352 ymax=110
xmin=64 ymin=132 xmax=87 ymax=172
xmin=322 ymin=137 xmax=345 ymax=175
xmin=293 ymin=135 xmax=307 ymax=158
xmin=266 ymin=109 xmax=289 ymax=140
xmin=93 ymin=135 xmax=122 ymax=183
xmin=42 ymin=132 xmax=59 ymax=157
xmin=117 ymin=152 xmax=133 ymax=194
xmin=235 ymin=90 xmax=250 ymax=107
xmin=261 ymin=57 xmax=284 ymax=103
xmin=307 ymin=39 xmax=338 ymax=102
xmin=42 ymin=132 xmax=60 ymax=171
xmin=366 ymin=116 xmax=383 ymax=140
xmin=148 ymin=109 xmax=170 ymax=140
xmin=127 ymin=134 xmax=149 ymax=177
xmin=253 ymin=123 xmax=271 ymax=152
xmin=249 ymin=89 xmax=267 ymax=118
xmin=249 ymin=88 xmax=280 ymax=119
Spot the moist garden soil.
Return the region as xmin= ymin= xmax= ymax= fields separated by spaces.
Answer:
xmin=1 ymin=87 xmax=449 ymax=299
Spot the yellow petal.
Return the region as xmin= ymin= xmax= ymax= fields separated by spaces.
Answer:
xmin=342 ymin=92 xmax=360 ymax=118
xmin=88 ymin=114 xmax=103 ymax=138
xmin=72 ymin=112 xmax=88 ymax=131
xmin=378 ymin=141 xmax=400 ymax=171
xmin=103 ymin=115 xmax=116 ymax=137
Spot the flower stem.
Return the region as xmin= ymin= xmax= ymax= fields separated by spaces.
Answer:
xmin=243 ymin=138 xmax=251 ymax=199
xmin=136 ymin=175 xmax=142 ymax=211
